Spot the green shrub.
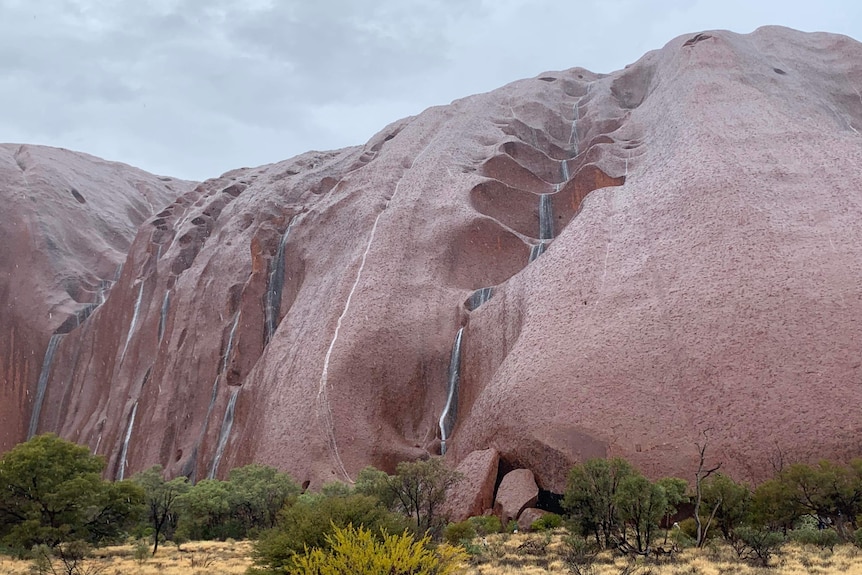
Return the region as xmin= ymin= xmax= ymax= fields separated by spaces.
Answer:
xmin=468 ymin=515 xmax=502 ymax=536
xmin=736 ymin=526 xmax=784 ymax=566
xmin=289 ymin=524 xmax=466 ymax=575
xmin=790 ymin=526 xmax=840 ymax=550
xmin=443 ymin=521 xmax=476 ymax=544
xmin=252 ymin=494 xmax=407 ymax=572
xmin=530 ymin=513 xmax=563 ymax=532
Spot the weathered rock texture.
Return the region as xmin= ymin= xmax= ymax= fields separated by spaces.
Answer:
xmin=5 ymin=27 xmax=862 ymax=497
xmin=442 ymin=448 xmax=500 ymax=522
xmin=494 ymin=469 xmax=540 ymax=524
xmin=0 ymin=145 xmax=188 ymax=452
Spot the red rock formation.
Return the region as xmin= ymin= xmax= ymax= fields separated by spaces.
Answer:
xmin=494 ymin=469 xmax=540 ymax=525
xmin=5 ymin=27 xmax=862 ymax=507
xmin=0 ymin=144 xmax=188 ymax=452
xmin=442 ymin=448 xmax=499 ymax=522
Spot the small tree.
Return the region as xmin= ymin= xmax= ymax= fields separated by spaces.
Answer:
xmin=227 ymin=464 xmax=301 ymax=532
xmin=562 ymin=458 xmax=634 ymax=548
xmin=132 ymin=465 xmax=189 ymax=555
xmin=693 ymin=430 xmax=721 ymax=547
xmin=0 ymin=434 xmax=143 ymax=555
xmin=614 ymin=474 xmax=668 ymax=553
xmin=700 ymin=473 xmax=750 ymax=542
xmin=388 ymin=458 xmax=460 ymax=536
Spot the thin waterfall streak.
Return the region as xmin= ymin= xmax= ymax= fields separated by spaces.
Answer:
xmin=158 ymin=291 xmax=170 ymax=342
xmin=265 ymin=217 xmax=297 ymax=343
xmin=221 ymin=311 xmax=241 ymax=375
xmin=27 ymin=334 xmax=65 ymax=439
xmin=467 ymin=287 xmax=493 ymax=311
xmin=116 ymin=402 xmax=138 ymax=481
xmin=439 ymin=328 xmax=464 ymax=455
xmin=529 ymin=241 xmax=547 ymax=263
xmin=539 ymin=194 xmax=554 ymax=240
xmin=120 ymin=281 xmax=145 ymax=363
xmin=317 ymin=135 xmax=439 ymax=482
xmin=209 ymin=387 xmax=239 ymax=479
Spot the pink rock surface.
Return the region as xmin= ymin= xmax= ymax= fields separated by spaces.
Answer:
xmin=494 ymin=469 xmax=539 ymax=524
xmin=4 ymin=27 xmax=862 ymax=500
xmin=0 ymin=144 xmax=188 ymax=452
xmin=442 ymin=448 xmax=499 ymax=523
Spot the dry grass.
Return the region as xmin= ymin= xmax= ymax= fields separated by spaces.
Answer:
xmin=0 ymin=539 xmax=253 ymax=575
xmin=2 ymin=534 xmax=862 ymax=574
xmin=461 ymin=531 xmax=862 ymax=575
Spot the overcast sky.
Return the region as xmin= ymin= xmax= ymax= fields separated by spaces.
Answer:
xmin=2 ymin=0 xmax=861 ymax=181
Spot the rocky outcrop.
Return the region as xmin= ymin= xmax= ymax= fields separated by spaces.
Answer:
xmin=0 ymin=145 xmax=188 ymax=452
xmin=442 ymin=448 xmax=499 ymax=522
xmin=494 ymin=469 xmax=540 ymax=525
xmin=5 ymin=27 xmax=862 ymax=502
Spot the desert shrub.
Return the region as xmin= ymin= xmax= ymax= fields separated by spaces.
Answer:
xmin=531 ymin=513 xmax=563 ymax=531
xmin=443 ymin=520 xmax=476 ymax=544
xmin=790 ymin=525 xmax=840 ymax=551
xmin=252 ymin=494 xmax=406 ymax=572
xmin=468 ymin=515 xmax=502 ymax=536
xmin=289 ymin=524 xmax=466 ymax=575
xmin=735 ymin=526 xmax=784 ymax=566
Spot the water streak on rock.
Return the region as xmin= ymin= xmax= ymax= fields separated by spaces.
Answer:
xmin=265 ymin=216 xmax=297 ymax=344
xmin=27 ymin=334 xmax=65 ymax=439
xmin=120 ymin=281 xmax=145 ymax=363
xmin=466 ymin=287 xmax=494 ymax=311
xmin=116 ymin=401 xmax=138 ymax=481
xmin=208 ymin=387 xmax=239 ymax=479
xmin=439 ymin=327 xmax=464 ymax=455
xmin=158 ymin=291 xmax=170 ymax=342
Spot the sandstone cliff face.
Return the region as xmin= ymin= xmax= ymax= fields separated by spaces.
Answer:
xmin=9 ymin=26 xmax=862 ymax=495
xmin=0 ymin=145 xmax=188 ymax=452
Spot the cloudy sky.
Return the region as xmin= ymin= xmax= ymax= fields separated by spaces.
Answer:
xmin=2 ymin=0 xmax=861 ymax=181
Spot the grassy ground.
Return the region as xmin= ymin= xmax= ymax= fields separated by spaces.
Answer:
xmin=3 ymin=533 xmax=862 ymax=574
xmin=0 ymin=539 xmax=253 ymax=575
xmin=461 ymin=531 xmax=862 ymax=574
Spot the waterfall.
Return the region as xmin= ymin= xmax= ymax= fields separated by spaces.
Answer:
xmin=265 ymin=217 xmax=296 ymax=344
xmin=529 ymin=242 xmax=547 ymax=263
xmin=539 ymin=194 xmax=554 ymax=240
xmin=208 ymin=387 xmax=239 ymax=479
xmin=439 ymin=327 xmax=464 ymax=455
xmin=27 ymin=334 xmax=65 ymax=439
xmin=569 ymin=101 xmax=580 ymax=155
xmin=158 ymin=291 xmax=170 ymax=342
xmin=221 ymin=311 xmax=241 ymax=375
xmin=466 ymin=287 xmax=493 ymax=311
xmin=116 ymin=401 xmax=138 ymax=481
xmin=120 ymin=281 xmax=145 ymax=363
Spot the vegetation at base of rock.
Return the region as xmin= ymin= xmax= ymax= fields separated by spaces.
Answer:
xmin=287 ymin=524 xmax=466 ymax=575
xmin=0 ymin=434 xmax=144 ymax=556
xmin=252 ymin=494 xmax=407 ymax=572
xmin=7 ymin=433 xmax=862 ymax=573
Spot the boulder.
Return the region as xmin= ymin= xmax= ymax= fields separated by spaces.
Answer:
xmin=494 ymin=469 xmax=539 ymax=524
xmin=441 ymin=448 xmax=499 ymax=522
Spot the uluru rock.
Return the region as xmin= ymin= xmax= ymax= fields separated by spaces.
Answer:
xmin=441 ymin=448 xmax=499 ymax=523
xmin=0 ymin=144 xmax=189 ymax=452
xmin=3 ymin=26 xmax=862 ymax=499
xmin=494 ymin=469 xmax=539 ymax=524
